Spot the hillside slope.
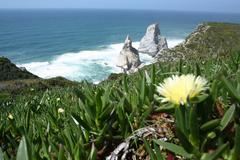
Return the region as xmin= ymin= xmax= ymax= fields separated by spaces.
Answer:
xmin=156 ymin=22 xmax=240 ymax=61
xmin=0 ymin=57 xmax=38 ymax=81
xmin=0 ymin=57 xmax=79 ymax=98
xmin=0 ymin=22 xmax=240 ymax=159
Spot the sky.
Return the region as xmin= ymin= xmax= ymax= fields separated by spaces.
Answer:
xmin=0 ymin=0 xmax=239 ymax=13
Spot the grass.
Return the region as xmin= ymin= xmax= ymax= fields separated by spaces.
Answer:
xmin=165 ymin=22 xmax=240 ymax=60
xmin=0 ymin=50 xmax=239 ymax=159
xmin=0 ymin=22 xmax=240 ymax=159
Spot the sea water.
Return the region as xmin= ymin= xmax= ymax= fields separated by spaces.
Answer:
xmin=1 ymin=9 xmax=240 ymax=82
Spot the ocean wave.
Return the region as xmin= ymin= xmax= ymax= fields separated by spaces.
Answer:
xmin=18 ymin=39 xmax=184 ymax=83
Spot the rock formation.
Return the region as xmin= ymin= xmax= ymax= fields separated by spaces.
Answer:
xmin=138 ymin=23 xmax=168 ymax=57
xmin=117 ymin=36 xmax=141 ymax=73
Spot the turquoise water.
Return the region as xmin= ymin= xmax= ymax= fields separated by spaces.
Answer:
xmin=1 ymin=9 xmax=240 ymax=82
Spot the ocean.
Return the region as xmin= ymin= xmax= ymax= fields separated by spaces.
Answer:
xmin=1 ymin=9 xmax=240 ymax=83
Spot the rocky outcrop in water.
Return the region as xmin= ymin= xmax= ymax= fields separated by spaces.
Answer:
xmin=117 ymin=36 xmax=141 ymax=73
xmin=138 ymin=23 xmax=168 ymax=57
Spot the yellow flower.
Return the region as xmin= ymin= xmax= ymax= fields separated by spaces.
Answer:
xmin=8 ymin=113 xmax=14 ymax=120
xmin=156 ymin=74 xmax=208 ymax=105
xmin=58 ymin=108 xmax=65 ymax=113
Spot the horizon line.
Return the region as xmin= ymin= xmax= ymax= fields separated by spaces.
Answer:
xmin=0 ymin=8 xmax=239 ymax=14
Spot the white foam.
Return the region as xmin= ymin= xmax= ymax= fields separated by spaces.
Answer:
xmin=18 ymin=39 xmax=184 ymax=83
xmin=168 ymin=39 xmax=184 ymax=48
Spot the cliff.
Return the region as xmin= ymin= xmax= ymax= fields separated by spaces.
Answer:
xmin=0 ymin=57 xmax=38 ymax=81
xmin=156 ymin=22 xmax=240 ymax=61
xmin=0 ymin=57 xmax=78 ymax=97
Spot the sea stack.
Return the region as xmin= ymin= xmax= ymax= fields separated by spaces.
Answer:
xmin=117 ymin=35 xmax=141 ymax=73
xmin=138 ymin=23 xmax=168 ymax=57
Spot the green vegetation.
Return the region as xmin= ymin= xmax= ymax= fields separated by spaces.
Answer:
xmin=0 ymin=76 xmax=80 ymax=105
xmin=0 ymin=51 xmax=240 ymax=159
xmin=160 ymin=22 xmax=240 ymax=60
xmin=0 ymin=57 xmax=38 ymax=81
xmin=0 ymin=22 xmax=240 ymax=159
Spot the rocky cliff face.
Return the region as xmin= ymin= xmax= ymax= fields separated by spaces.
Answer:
xmin=155 ymin=22 xmax=240 ymax=61
xmin=117 ymin=36 xmax=141 ymax=73
xmin=0 ymin=57 xmax=38 ymax=81
xmin=138 ymin=23 xmax=168 ymax=57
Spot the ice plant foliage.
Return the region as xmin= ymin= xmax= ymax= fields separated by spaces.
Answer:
xmin=156 ymin=74 xmax=208 ymax=105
